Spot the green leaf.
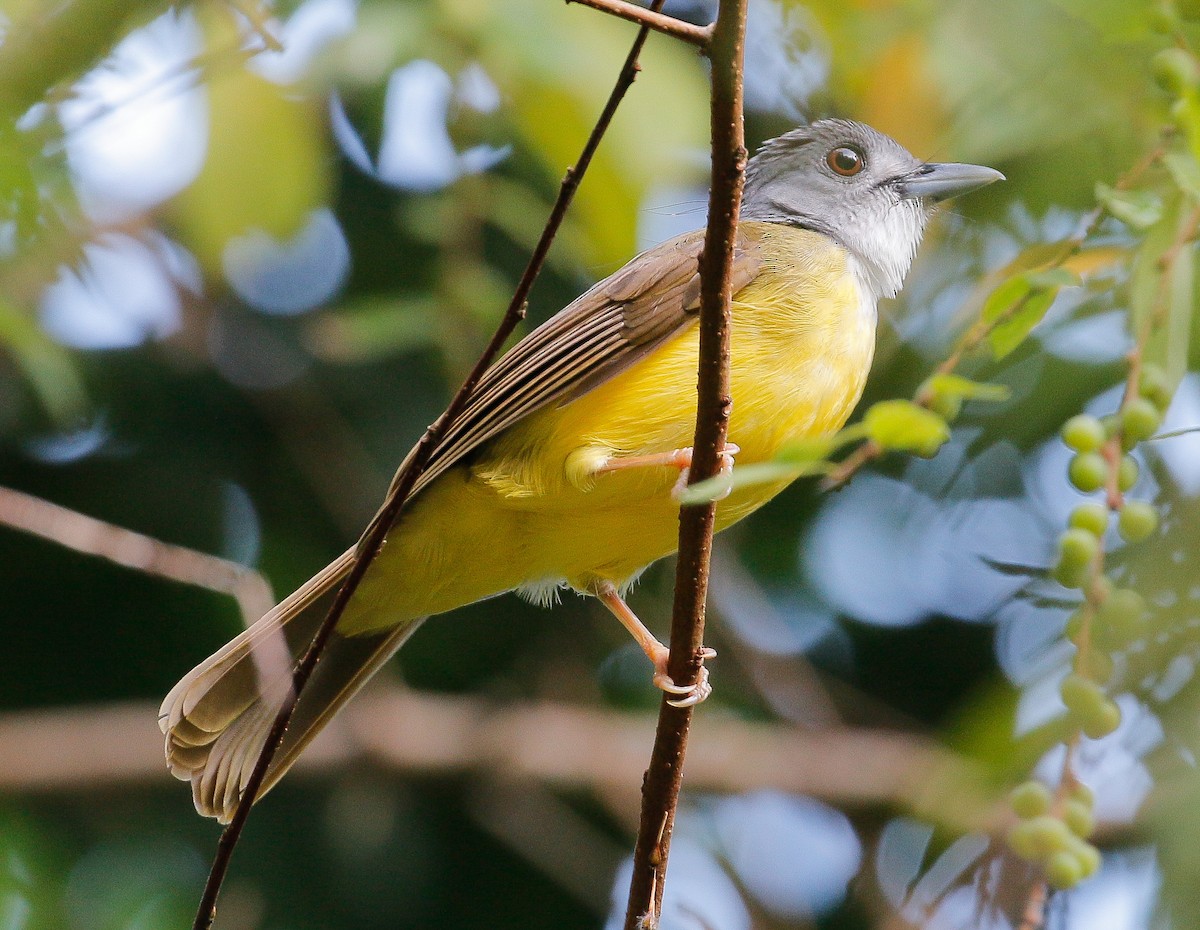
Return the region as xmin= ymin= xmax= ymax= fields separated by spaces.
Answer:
xmin=1130 ymin=196 xmax=1195 ymax=389
xmin=305 ymin=295 xmax=440 ymax=363
xmin=924 ymin=373 xmax=1011 ymax=403
xmin=1165 ymin=149 xmax=1200 ymax=201
xmin=1048 ymin=0 xmax=1156 ymax=42
xmin=678 ymin=460 xmax=826 ymax=506
xmin=862 ymin=400 xmax=950 ymax=455
xmin=980 ymin=268 xmax=1072 ymax=359
xmin=774 ymin=434 xmax=840 ymax=464
xmin=172 ymin=8 xmax=330 ymax=274
xmin=0 ymin=303 xmax=87 ymax=425
xmin=1095 ymin=183 xmax=1164 ymax=229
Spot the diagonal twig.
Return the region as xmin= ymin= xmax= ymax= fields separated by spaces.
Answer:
xmin=192 ymin=7 xmax=671 ymax=929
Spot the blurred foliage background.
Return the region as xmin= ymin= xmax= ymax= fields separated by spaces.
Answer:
xmin=1 ymin=0 xmax=1199 ymax=928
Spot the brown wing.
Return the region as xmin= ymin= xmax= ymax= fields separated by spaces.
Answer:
xmin=161 ymin=224 xmax=765 ymax=819
xmin=375 ymin=225 xmax=765 ymax=517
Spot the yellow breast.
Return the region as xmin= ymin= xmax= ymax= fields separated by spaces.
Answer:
xmin=341 ymin=223 xmax=877 ymax=631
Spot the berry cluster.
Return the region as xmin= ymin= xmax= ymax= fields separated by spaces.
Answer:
xmin=1010 ymin=365 xmax=1171 ymax=889
xmin=1008 ymin=780 xmax=1101 ymax=890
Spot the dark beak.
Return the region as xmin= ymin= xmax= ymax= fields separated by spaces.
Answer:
xmin=897 ymin=162 xmax=1005 ymax=202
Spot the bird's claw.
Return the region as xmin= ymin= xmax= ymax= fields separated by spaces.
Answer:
xmin=651 ymin=647 xmax=716 ymax=707
xmin=670 ymin=443 xmax=740 ymax=502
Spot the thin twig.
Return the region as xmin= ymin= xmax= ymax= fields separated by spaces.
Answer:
xmin=566 ymin=0 xmax=711 ymax=48
xmin=622 ymin=0 xmax=747 ymax=925
xmin=191 ymin=12 xmax=670 ymax=930
xmin=0 ymin=484 xmax=274 ymax=625
xmin=1016 ymin=880 xmax=1049 ymax=930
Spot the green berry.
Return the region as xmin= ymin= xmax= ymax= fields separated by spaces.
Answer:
xmin=1139 ymin=363 xmax=1173 ymax=411
xmin=1069 ymin=502 xmax=1110 ymax=537
xmin=1064 ymin=799 xmax=1095 ymax=838
xmin=1095 ymin=588 xmax=1147 ymax=648
xmin=1118 ymin=456 xmax=1139 ymax=491
xmin=1047 ymin=849 xmax=1085 ymax=889
xmin=1059 ymin=528 xmax=1100 ymax=568
xmin=1026 ymin=815 xmax=1073 ymax=856
xmin=1122 ymin=398 xmax=1162 ymax=444
xmin=1074 ymin=841 xmax=1102 ymax=877
xmin=1071 ymin=781 xmax=1095 ymax=807
xmin=1008 ymin=821 xmax=1044 ymax=861
xmin=1118 ymin=500 xmax=1159 ymax=541
xmin=1077 ymin=649 xmax=1114 ymax=683
xmin=1069 ymin=452 xmax=1108 ymax=492
xmin=1054 ymin=559 xmax=1089 ymax=589
xmin=1061 ymin=673 xmax=1106 ymax=718
xmin=1153 ymin=47 xmax=1200 ymax=96
xmin=1011 ymin=780 xmax=1053 ymax=818
xmin=1082 ymin=698 xmax=1123 ymax=739
xmin=1062 ymin=414 xmax=1107 ymax=452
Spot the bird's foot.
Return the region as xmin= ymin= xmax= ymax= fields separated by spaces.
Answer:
xmin=670 ymin=443 xmax=740 ymax=501
xmin=650 ymin=644 xmax=716 ymax=708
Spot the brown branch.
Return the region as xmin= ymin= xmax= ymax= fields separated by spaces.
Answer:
xmin=623 ymin=0 xmax=747 ymax=926
xmin=192 ymin=11 xmax=671 ymax=930
xmin=566 ymin=0 xmax=712 ymax=49
xmin=1015 ymin=879 xmax=1049 ymax=930
xmin=0 ymin=691 xmax=992 ymax=830
xmin=0 ymin=484 xmax=275 ymax=625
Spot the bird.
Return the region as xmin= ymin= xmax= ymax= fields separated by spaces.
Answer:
xmin=160 ymin=119 xmax=1002 ymax=821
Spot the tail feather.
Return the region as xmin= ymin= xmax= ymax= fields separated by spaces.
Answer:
xmin=159 ymin=549 xmax=423 ymax=822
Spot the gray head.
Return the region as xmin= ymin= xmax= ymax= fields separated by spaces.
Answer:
xmin=742 ymin=119 xmax=1003 ymax=300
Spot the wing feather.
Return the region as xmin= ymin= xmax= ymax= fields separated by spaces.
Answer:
xmin=393 ymin=226 xmax=761 ymax=502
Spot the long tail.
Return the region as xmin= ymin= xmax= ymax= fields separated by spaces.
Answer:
xmin=159 ymin=549 xmax=423 ymax=822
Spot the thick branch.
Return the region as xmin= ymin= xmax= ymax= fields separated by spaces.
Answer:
xmin=623 ymin=0 xmax=747 ymax=926
xmin=192 ymin=12 xmax=670 ymax=930
xmin=566 ymin=0 xmax=711 ymax=49
xmin=0 ymin=692 xmax=991 ymax=830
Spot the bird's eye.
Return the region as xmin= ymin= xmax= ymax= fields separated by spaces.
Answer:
xmin=827 ymin=146 xmax=864 ymax=177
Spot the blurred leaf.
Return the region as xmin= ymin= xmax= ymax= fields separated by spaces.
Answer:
xmin=1048 ymin=0 xmax=1155 ymax=42
xmin=776 ymin=434 xmax=841 ymax=463
xmin=923 ymin=373 xmax=1011 ymax=403
xmin=1165 ymin=148 xmax=1200 ymax=201
xmin=172 ymin=9 xmax=330 ymax=274
xmin=470 ymin=0 xmax=708 ymax=269
xmin=863 ymin=400 xmax=950 ymax=454
xmin=481 ymin=175 xmax=589 ymax=273
xmin=1096 ymin=182 xmax=1164 ymax=229
xmin=1173 ymin=93 xmax=1200 ymax=165
xmin=1130 ymin=196 xmax=1196 ymax=388
xmin=0 ymin=302 xmax=87 ymax=425
xmin=0 ymin=0 xmax=167 ymax=116
xmin=679 ymin=458 xmax=827 ymax=505
xmin=980 ymin=269 xmax=1075 ymax=359
xmin=305 ymin=295 xmax=441 ymax=363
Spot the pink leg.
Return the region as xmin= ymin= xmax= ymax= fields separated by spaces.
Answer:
xmin=594 ymin=581 xmax=714 ymax=707
xmin=594 ymin=444 xmax=739 ymax=501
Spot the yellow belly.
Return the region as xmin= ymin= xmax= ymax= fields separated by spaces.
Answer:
xmin=341 ymin=224 xmax=876 ymax=634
